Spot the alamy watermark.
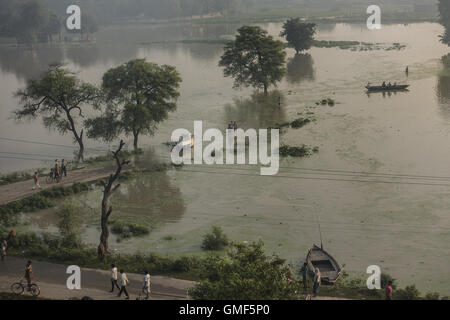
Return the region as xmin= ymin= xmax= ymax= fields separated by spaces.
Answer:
xmin=66 ymin=5 xmax=81 ymax=31
xmin=170 ymin=121 xmax=280 ymax=176
xmin=367 ymin=5 xmax=381 ymax=30
xmin=66 ymin=265 xmax=81 ymax=290
xmin=366 ymin=265 xmax=381 ymax=289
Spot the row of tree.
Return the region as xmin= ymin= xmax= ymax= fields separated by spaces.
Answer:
xmin=0 ymin=0 xmax=99 ymax=45
xmin=15 ymin=59 xmax=182 ymax=161
xmin=219 ymin=18 xmax=317 ymax=95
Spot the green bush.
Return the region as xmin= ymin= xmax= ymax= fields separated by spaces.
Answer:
xmin=109 ymin=220 xmax=150 ymax=242
xmin=201 ymin=226 xmax=229 ymax=251
xmin=424 ymin=292 xmax=440 ymax=300
xmin=394 ymin=285 xmax=421 ymax=300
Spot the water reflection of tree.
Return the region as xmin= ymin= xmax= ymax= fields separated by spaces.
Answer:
xmin=111 ymin=152 xmax=186 ymax=225
xmin=437 ymin=54 xmax=450 ymax=118
xmin=223 ymin=91 xmax=286 ymax=129
xmin=0 ymin=46 xmax=63 ymax=80
xmin=285 ymin=53 xmax=315 ymax=84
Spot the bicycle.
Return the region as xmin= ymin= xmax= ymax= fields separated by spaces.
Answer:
xmin=45 ymin=172 xmax=61 ymax=184
xmin=11 ymin=278 xmax=40 ymax=297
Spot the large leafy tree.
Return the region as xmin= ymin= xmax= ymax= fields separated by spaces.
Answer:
xmin=280 ymin=18 xmax=317 ymax=54
xmin=15 ymin=65 xmax=101 ymax=161
xmin=189 ymin=240 xmax=300 ymax=300
xmin=86 ymin=59 xmax=182 ymax=150
xmin=439 ymin=0 xmax=450 ymax=45
xmin=219 ymin=25 xmax=286 ymax=95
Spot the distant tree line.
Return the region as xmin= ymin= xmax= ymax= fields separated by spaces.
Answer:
xmin=42 ymin=0 xmax=245 ymax=23
xmin=0 ymin=0 xmax=99 ymax=46
xmin=439 ymin=0 xmax=450 ymax=45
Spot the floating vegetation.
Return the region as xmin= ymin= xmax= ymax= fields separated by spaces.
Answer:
xmin=316 ymin=98 xmax=335 ymax=106
xmin=312 ymin=40 xmax=406 ymax=51
xmin=279 ymin=145 xmax=318 ymax=158
xmin=290 ymin=118 xmax=311 ymax=128
xmin=272 ymin=117 xmax=313 ymax=130
xmin=109 ymin=220 xmax=151 ymax=242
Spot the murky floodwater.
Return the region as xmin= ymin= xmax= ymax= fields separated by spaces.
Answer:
xmin=1 ymin=22 xmax=450 ymax=294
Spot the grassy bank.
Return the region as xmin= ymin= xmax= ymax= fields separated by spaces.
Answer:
xmin=0 ymin=182 xmax=91 ymax=226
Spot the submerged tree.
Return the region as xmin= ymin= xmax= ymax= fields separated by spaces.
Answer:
xmin=219 ymin=25 xmax=286 ymax=95
xmin=15 ymin=65 xmax=101 ymax=161
xmin=86 ymin=59 xmax=181 ymax=150
xmin=98 ymin=140 xmax=130 ymax=261
xmin=280 ymin=18 xmax=317 ymax=54
xmin=438 ymin=0 xmax=450 ymax=45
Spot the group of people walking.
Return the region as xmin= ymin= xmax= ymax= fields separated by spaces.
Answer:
xmin=110 ymin=264 xmax=151 ymax=300
xmin=32 ymin=159 xmax=68 ymax=190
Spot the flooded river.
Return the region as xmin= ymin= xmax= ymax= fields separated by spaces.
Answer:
xmin=1 ymin=22 xmax=449 ymax=294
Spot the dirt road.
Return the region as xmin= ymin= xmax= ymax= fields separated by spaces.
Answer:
xmin=0 ymin=167 xmax=118 ymax=205
xmin=0 ymin=256 xmax=193 ymax=300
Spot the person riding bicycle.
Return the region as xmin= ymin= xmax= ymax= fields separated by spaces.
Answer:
xmin=24 ymin=260 xmax=33 ymax=291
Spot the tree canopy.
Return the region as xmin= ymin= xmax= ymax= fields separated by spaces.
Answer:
xmin=219 ymin=25 xmax=286 ymax=95
xmin=439 ymin=0 xmax=450 ymax=45
xmin=189 ymin=240 xmax=300 ymax=300
xmin=280 ymin=18 xmax=317 ymax=54
xmin=15 ymin=65 xmax=101 ymax=161
xmin=86 ymin=59 xmax=182 ymax=150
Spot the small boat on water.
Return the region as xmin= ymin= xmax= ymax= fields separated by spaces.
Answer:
xmin=365 ymin=84 xmax=409 ymax=92
xmin=306 ymin=244 xmax=344 ymax=285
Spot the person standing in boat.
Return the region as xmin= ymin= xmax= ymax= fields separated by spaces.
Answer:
xmin=382 ymin=81 xmax=386 ymax=88
xmin=313 ymin=268 xmax=321 ymax=296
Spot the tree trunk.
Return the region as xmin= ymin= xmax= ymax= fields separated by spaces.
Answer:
xmin=97 ymin=140 xmax=129 ymax=261
xmin=76 ymin=135 xmax=84 ymax=162
xmin=133 ymin=132 xmax=139 ymax=151
xmin=99 ymin=198 xmax=111 ymax=255
xmin=264 ymin=84 xmax=268 ymax=95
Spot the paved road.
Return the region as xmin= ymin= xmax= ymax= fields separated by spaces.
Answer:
xmin=0 ymin=256 xmax=194 ymax=300
xmin=0 ymin=167 xmax=119 ymax=205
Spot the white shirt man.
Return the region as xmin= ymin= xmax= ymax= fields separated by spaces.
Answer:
xmin=110 ymin=264 xmax=119 ymax=292
xmin=143 ymin=272 xmax=151 ymax=299
xmin=118 ymin=270 xmax=130 ymax=299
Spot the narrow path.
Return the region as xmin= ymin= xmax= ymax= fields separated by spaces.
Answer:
xmin=0 ymin=167 xmax=118 ymax=205
xmin=0 ymin=256 xmax=194 ymax=300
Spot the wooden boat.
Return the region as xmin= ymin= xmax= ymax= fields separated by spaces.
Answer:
xmin=365 ymin=84 xmax=409 ymax=92
xmin=306 ymin=244 xmax=344 ymax=285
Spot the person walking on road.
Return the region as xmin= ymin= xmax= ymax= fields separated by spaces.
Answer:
xmin=32 ymin=172 xmax=41 ymax=190
xmin=61 ymin=159 xmax=67 ymax=177
xmin=1 ymin=240 xmax=7 ymax=262
xmin=143 ymin=271 xmax=151 ymax=300
xmin=118 ymin=269 xmax=130 ymax=299
xmin=25 ymin=260 xmax=34 ymax=291
xmin=110 ymin=264 xmax=120 ymax=293
xmin=386 ymin=281 xmax=393 ymax=300
xmin=313 ymin=267 xmax=321 ymax=297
